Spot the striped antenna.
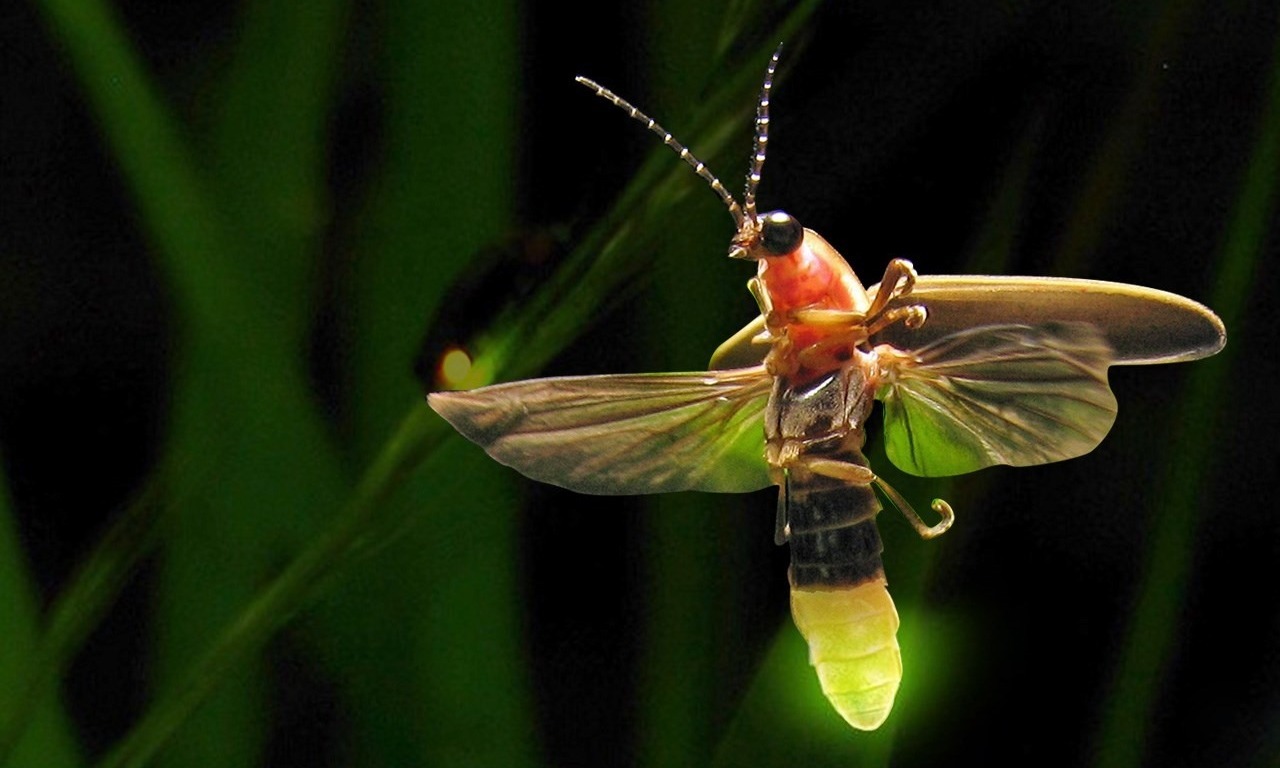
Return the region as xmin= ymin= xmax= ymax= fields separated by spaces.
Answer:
xmin=577 ymin=46 xmax=786 ymax=249
xmin=743 ymin=44 xmax=783 ymax=224
xmin=575 ymin=76 xmax=745 ymax=229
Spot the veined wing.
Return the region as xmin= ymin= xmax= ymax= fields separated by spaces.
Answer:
xmin=428 ymin=367 xmax=773 ymax=494
xmin=869 ymin=275 xmax=1225 ymax=365
xmin=878 ymin=322 xmax=1118 ymax=477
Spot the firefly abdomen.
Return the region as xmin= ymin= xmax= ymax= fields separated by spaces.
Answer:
xmin=783 ymin=447 xmax=900 ymax=731
xmin=765 ymin=359 xmax=902 ymax=729
xmin=791 ymin=578 xmax=902 ymax=731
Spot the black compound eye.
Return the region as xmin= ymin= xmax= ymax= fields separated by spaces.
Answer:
xmin=759 ymin=211 xmax=803 ymax=256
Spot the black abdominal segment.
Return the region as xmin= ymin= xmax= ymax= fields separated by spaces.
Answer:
xmin=764 ymin=366 xmax=886 ymax=590
xmin=786 ymin=455 xmax=885 ymax=589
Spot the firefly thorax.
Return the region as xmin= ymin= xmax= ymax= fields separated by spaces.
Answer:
xmin=575 ymin=44 xmax=802 ymax=263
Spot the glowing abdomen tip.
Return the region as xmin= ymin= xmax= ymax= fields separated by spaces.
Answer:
xmin=791 ymin=579 xmax=902 ymax=731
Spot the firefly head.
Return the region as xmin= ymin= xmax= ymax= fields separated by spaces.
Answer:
xmin=729 ymin=209 xmax=803 ymax=260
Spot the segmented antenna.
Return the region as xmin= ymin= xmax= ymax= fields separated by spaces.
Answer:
xmin=743 ymin=45 xmax=783 ymax=224
xmin=576 ymin=45 xmax=785 ymax=242
xmin=575 ymin=76 xmax=745 ymax=228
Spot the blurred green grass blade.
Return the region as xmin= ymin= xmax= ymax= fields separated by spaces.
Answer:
xmin=636 ymin=495 xmax=730 ymax=767
xmin=154 ymin=3 xmax=347 ymax=763
xmin=208 ymin=0 xmax=347 ymax=346
xmin=30 ymin=0 xmax=346 ymax=438
xmin=330 ymin=0 xmax=537 ymax=762
xmin=154 ymin=368 xmax=312 ymax=768
xmin=33 ymin=0 xmax=350 ymax=764
xmin=1052 ymin=0 xmax=1197 ymax=276
xmin=350 ymin=0 xmax=516 ymax=456
xmin=0 ymin=458 xmax=82 ymax=768
xmin=0 ymin=479 xmax=161 ymax=764
xmin=964 ymin=109 xmax=1043 ymax=275
xmin=1092 ymin=17 xmax=1280 ymax=768
xmin=117 ymin=278 xmax=349 ymax=762
xmin=317 ymin=445 xmax=539 ymax=767
xmin=33 ymin=0 xmax=284 ymax=348
xmin=98 ymin=405 xmax=449 ymax=768
xmin=34 ymin=0 xmax=349 ymax=554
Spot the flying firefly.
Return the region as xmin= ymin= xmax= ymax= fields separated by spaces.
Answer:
xmin=428 ymin=47 xmax=1225 ymax=731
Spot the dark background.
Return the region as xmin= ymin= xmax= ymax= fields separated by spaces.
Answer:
xmin=1 ymin=1 xmax=1277 ymax=766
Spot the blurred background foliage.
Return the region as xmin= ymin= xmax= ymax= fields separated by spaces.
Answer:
xmin=1 ymin=0 xmax=1277 ymax=766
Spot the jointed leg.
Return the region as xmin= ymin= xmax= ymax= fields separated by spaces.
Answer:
xmin=872 ymin=475 xmax=955 ymax=539
xmin=798 ymin=456 xmax=876 ymax=484
xmin=865 ymin=305 xmax=927 ymax=337
xmin=864 ymin=258 xmax=918 ymax=321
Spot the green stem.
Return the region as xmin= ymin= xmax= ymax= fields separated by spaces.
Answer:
xmin=96 ymin=404 xmax=444 ymax=768
xmin=0 ymin=481 xmax=161 ymax=763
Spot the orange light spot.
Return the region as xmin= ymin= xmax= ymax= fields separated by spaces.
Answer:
xmin=438 ymin=347 xmax=473 ymax=388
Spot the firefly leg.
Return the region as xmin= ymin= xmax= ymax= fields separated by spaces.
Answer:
xmin=788 ymin=258 xmax=926 ymax=342
xmin=748 ymin=277 xmax=785 ymax=333
xmin=789 ymin=307 xmax=868 ymax=328
xmin=764 ymin=335 xmax=798 ymax=377
xmin=774 ymin=468 xmax=791 ymax=545
xmin=872 ymin=475 xmax=955 ymax=539
xmin=788 ymin=302 xmax=924 ymax=339
xmin=856 ymin=259 xmax=930 ymax=338
xmin=749 ymin=277 xmax=804 ymax=377
xmin=863 ymin=259 xmax=918 ymax=321
xmin=791 ymin=457 xmax=954 ymax=540
xmin=800 ymin=457 xmax=877 ymax=484
xmin=785 ymin=312 xmax=925 ymax=373
xmin=865 ymin=305 xmax=927 ymax=337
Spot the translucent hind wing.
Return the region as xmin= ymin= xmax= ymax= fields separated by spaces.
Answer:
xmin=878 ymin=322 xmax=1118 ymax=477
xmin=428 ymin=367 xmax=773 ymax=495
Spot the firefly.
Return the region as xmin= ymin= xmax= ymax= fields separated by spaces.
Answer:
xmin=428 ymin=47 xmax=1225 ymax=731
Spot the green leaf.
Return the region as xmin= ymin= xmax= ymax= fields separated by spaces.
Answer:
xmin=0 ymin=458 xmax=82 ymax=768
